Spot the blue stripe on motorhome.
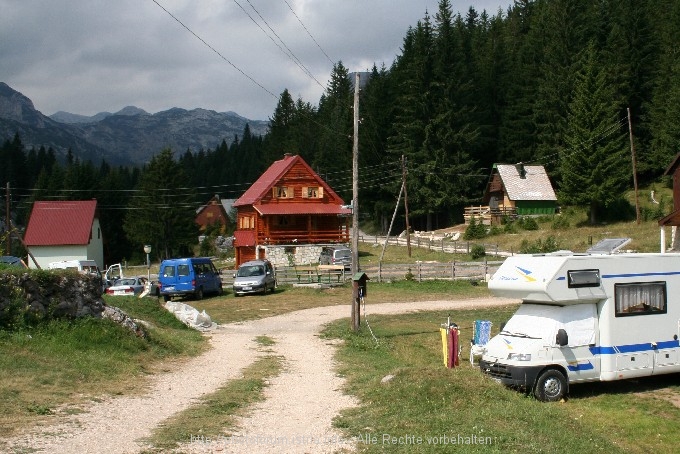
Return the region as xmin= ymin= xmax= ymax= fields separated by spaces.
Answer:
xmin=601 ymin=271 xmax=680 ymax=278
xmin=567 ymin=362 xmax=595 ymax=371
xmin=590 ymin=340 xmax=679 ymax=355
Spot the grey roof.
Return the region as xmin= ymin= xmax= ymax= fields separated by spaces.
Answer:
xmin=496 ymin=164 xmax=557 ymax=201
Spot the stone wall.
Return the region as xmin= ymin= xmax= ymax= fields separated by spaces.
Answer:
xmin=264 ymin=245 xmax=324 ymax=267
xmin=0 ymin=269 xmax=145 ymax=336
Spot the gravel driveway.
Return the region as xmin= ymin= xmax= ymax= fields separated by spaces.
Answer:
xmin=3 ymin=297 xmax=513 ymax=453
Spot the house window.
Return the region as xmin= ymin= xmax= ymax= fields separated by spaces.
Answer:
xmin=273 ymin=186 xmax=293 ymax=199
xmin=615 ymin=282 xmax=667 ymax=316
xmin=239 ymin=216 xmax=254 ymax=229
xmin=302 ymin=186 xmax=323 ymax=199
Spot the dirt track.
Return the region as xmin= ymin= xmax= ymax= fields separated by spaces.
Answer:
xmin=2 ymin=297 xmax=513 ymax=454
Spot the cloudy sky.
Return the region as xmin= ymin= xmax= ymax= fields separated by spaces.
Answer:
xmin=1 ymin=0 xmax=510 ymax=121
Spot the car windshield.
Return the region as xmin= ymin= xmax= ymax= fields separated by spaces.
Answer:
xmin=237 ymin=265 xmax=264 ymax=277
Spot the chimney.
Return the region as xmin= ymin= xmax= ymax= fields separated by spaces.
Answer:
xmin=515 ymin=162 xmax=526 ymax=179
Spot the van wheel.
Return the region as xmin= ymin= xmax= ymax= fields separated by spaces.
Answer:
xmin=217 ymin=285 xmax=223 ymax=296
xmin=163 ymin=295 xmax=171 ymax=302
xmin=534 ymin=369 xmax=567 ymax=402
xmin=195 ymin=288 xmax=204 ymax=300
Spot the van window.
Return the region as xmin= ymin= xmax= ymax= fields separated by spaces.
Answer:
xmin=567 ymin=269 xmax=600 ymax=288
xmin=178 ymin=264 xmax=190 ymax=277
xmin=162 ymin=265 xmax=175 ymax=277
xmin=614 ymin=281 xmax=667 ymax=316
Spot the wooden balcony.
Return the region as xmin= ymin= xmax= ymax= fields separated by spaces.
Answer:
xmin=464 ymin=205 xmax=517 ymax=225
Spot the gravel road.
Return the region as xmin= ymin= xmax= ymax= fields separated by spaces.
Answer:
xmin=2 ymin=297 xmax=513 ymax=454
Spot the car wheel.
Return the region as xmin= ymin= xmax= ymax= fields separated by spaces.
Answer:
xmin=217 ymin=285 xmax=223 ymax=296
xmin=534 ymin=369 xmax=567 ymax=402
xmin=163 ymin=295 xmax=171 ymax=302
xmin=195 ymin=288 xmax=204 ymax=300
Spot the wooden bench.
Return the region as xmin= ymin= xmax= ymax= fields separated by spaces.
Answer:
xmin=294 ymin=266 xmax=319 ymax=283
xmin=317 ymin=265 xmax=346 ymax=283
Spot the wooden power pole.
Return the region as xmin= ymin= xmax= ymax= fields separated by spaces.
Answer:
xmin=351 ymin=73 xmax=360 ymax=332
xmin=402 ymin=155 xmax=411 ymax=257
xmin=5 ymin=182 xmax=10 ymax=254
xmin=627 ymin=107 xmax=641 ymax=225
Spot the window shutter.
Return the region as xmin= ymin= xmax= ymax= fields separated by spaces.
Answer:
xmin=302 ymin=187 xmax=309 ymax=198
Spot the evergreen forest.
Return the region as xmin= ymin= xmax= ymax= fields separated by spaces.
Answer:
xmin=2 ymin=0 xmax=679 ymax=264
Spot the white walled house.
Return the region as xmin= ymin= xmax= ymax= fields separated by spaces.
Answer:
xmin=23 ymin=200 xmax=104 ymax=270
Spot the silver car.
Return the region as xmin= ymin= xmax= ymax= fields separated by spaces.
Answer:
xmin=319 ymin=247 xmax=352 ymax=270
xmin=233 ymin=260 xmax=276 ymax=296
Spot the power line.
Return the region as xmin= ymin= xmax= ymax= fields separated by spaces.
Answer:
xmin=238 ymin=0 xmax=325 ymax=88
xmin=282 ymin=0 xmax=335 ymax=65
xmin=150 ymin=0 xmax=278 ymax=99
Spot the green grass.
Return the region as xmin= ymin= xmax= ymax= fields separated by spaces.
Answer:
xmin=0 ymin=296 xmax=206 ymax=438
xmin=190 ymin=279 xmax=491 ymax=325
xmin=144 ymin=341 xmax=283 ymax=452
xmin=322 ymin=307 xmax=680 ymax=453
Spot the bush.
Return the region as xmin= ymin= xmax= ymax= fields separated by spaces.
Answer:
xmin=470 ymin=244 xmax=486 ymax=259
xmin=519 ymin=235 xmax=560 ymax=254
xmin=463 ymin=217 xmax=487 ymax=240
xmin=518 ymin=216 xmax=539 ymax=230
xmin=551 ymin=215 xmax=570 ymax=230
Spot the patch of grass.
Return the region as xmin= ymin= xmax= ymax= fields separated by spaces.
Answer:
xmin=323 ymin=307 xmax=679 ymax=453
xmin=190 ymin=280 xmax=491 ymax=325
xmin=0 ymin=297 xmax=206 ymax=438
xmin=145 ymin=353 xmax=284 ymax=452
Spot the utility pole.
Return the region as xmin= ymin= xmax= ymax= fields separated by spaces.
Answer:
xmin=627 ymin=107 xmax=640 ymax=225
xmin=402 ymin=155 xmax=411 ymax=257
xmin=351 ymin=72 xmax=360 ymax=332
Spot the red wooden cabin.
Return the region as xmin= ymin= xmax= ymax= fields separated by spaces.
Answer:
xmin=233 ymin=154 xmax=351 ymax=266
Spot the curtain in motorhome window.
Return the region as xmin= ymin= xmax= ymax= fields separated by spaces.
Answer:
xmin=614 ymin=282 xmax=667 ymax=316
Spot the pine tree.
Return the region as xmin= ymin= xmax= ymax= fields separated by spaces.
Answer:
xmin=560 ymin=42 xmax=628 ymax=224
xmin=123 ymin=149 xmax=198 ymax=259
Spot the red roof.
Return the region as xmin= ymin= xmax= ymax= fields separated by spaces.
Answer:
xmin=24 ymin=200 xmax=97 ymax=246
xmin=233 ymin=230 xmax=256 ymax=247
xmin=233 ymin=154 xmax=344 ymax=207
xmin=255 ymin=203 xmax=351 ymax=216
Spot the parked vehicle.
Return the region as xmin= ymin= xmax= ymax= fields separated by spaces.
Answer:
xmin=480 ymin=249 xmax=680 ymax=402
xmin=0 ymin=256 xmax=26 ymax=268
xmin=105 ymin=277 xmax=155 ymax=297
xmin=157 ymin=257 xmax=223 ymax=301
xmin=233 ymin=259 xmax=276 ymax=296
xmin=319 ymin=246 xmax=352 ymax=270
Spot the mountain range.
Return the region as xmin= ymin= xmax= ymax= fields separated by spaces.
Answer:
xmin=0 ymin=82 xmax=269 ymax=166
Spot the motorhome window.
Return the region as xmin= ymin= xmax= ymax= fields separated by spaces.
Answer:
xmin=568 ymin=269 xmax=600 ymax=288
xmin=178 ymin=265 xmax=190 ymax=277
xmin=615 ymin=281 xmax=667 ymax=316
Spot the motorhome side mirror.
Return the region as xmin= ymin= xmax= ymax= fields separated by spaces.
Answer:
xmin=556 ymin=329 xmax=568 ymax=347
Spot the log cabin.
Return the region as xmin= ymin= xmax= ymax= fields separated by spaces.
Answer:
xmin=233 ymin=154 xmax=351 ymax=267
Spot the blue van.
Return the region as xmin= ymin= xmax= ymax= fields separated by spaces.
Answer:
xmin=158 ymin=257 xmax=223 ymax=301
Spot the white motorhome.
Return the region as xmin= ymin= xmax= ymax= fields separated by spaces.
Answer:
xmin=480 ymin=249 xmax=680 ymax=401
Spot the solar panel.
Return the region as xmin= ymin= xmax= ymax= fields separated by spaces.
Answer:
xmin=586 ymin=238 xmax=632 ymax=254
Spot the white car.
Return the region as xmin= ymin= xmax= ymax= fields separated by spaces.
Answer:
xmin=105 ymin=277 xmax=156 ymax=297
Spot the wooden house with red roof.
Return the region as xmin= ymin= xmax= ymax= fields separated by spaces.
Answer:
xmin=23 ymin=200 xmax=104 ymax=269
xmin=233 ymin=154 xmax=351 ymax=266
xmin=195 ymin=195 xmax=232 ymax=233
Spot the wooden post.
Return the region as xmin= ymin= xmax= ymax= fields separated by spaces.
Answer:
xmin=627 ymin=107 xmax=641 ymax=225
xmin=351 ymin=72 xmax=360 ymax=332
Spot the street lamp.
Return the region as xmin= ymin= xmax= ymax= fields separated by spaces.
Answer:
xmin=144 ymin=245 xmax=151 ymax=280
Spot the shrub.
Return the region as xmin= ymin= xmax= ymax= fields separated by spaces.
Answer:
xmin=463 ymin=217 xmax=487 ymax=240
xmin=519 ymin=235 xmax=560 ymax=254
xmin=470 ymin=244 xmax=486 ymax=259
xmin=551 ymin=215 xmax=570 ymax=230
xmin=518 ymin=216 xmax=539 ymax=230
